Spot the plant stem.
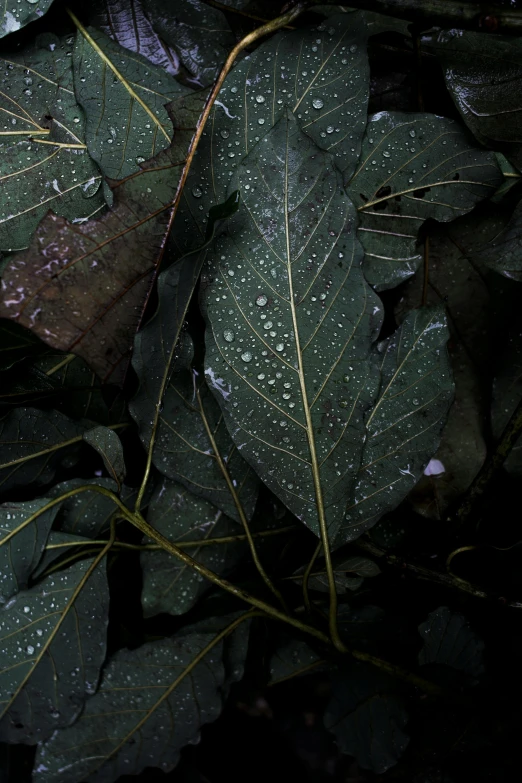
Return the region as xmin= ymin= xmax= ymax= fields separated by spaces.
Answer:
xmin=134 ymin=1 xmax=308 ymax=514
xmin=452 ymin=394 xmax=522 ymax=528
xmin=356 ymin=538 xmax=522 ymax=609
xmin=302 ymin=541 xmax=322 ymax=611
xmin=308 ymin=0 xmax=522 ymax=34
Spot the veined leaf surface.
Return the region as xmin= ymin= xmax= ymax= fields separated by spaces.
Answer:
xmin=202 ymin=111 xmax=381 ymax=538
xmin=0 ymin=557 xmax=109 ymax=744
xmin=0 ymin=499 xmax=59 ymax=602
xmin=34 ymin=624 xmax=245 ymax=782
xmin=83 ymin=426 xmax=126 ymax=489
xmin=140 ymin=475 xmax=244 ymax=617
xmin=347 ymin=112 xmax=503 ymax=289
xmin=170 ymin=12 xmax=370 ymax=257
xmin=0 ymin=408 xmax=86 ymax=496
xmin=72 ymin=24 xmax=190 ymax=179
xmin=0 ymin=35 xmax=105 ymax=251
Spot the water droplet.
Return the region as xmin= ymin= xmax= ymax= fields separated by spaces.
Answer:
xmin=136 ymin=156 xmax=145 ymax=164
xmin=413 ymin=398 xmax=419 ymax=405
xmin=255 ymin=95 xmax=265 ymax=103
xmin=227 ymin=269 xmax=235 ymax=276
xmin=339 ymin=400 xmax=348 ymax=408
xmin=241 ymin=351 xmax=252 ymax=362
xmin=275 ymin=343 xmax=285 ymax=352
xmin=26 ymin=645 xmax=35 ymax=655
xmin=192 ymin=187 xmax=202 ymax=198
xmin=258 ymin=118 xmax=265 ymax=125
xmin=326 ymin=125 xmax=334 ymax=134
xmin=223 ymin=329 xmax=235 ymax=343
xmin=36 ymin=629 xmax=43 ymax=637
xmin=409 ymin=129 xmax=416 ymax=138
xmin=257 ymin=373 xmax=265 ymax=380
xmin=343 ymin=374 xmax=350 ymax=383
xmin=220 ymin=129 xmax=230 ymax=139
xmin=256 ymin=294 xmax=268 ymax=307
xmin=263 ymin=321 xmax=273 ymax=330
xmin=312 ymin=98 xmax=324 ymax=110
xmin=230 ymin=86 xmax=238 ymax=94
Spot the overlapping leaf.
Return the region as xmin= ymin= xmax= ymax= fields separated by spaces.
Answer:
xmin=83 ymin=426 xmax=126 ymax=488
xmin=0 ymin=557 xmax=109 ymax=744
xmin=46 ymin=477 xmax=129 ymax=537
xmin=170 ymin=11 xmax=370 ymax=258
xmin=1 ymin=0 xmax=54 ymax=39
xmin=294 ymin=555 xmax=379 ymax=594
xmin=0 ymin=499 xmax=59 ymax=602
xmin=269 ymin=636 xmax=324 ymax=684
xmin=346 ymin=112 xmax=503 ymax=289
xmin=140 ymin=475 xmax=244 ymax=617
xmin=34 ymin=622 xmax=246 ymax=782
xmin=432 ymin=30 xmax=522 ymax=170
xmin=202 ymin=112 xmax=453 ymax=542
xmin=472 ymin=199 xmax=522 ymax=281
xmin=0 ymin=98 xmax=201 ymax=383
xmin=418 ymin=606 xmax=484 ymax=679
xmin=0 ymin=408 xmax=87 ymax=496
xmin=339 ymin=307 xmax=453 ymax=543
xmin=324 ymin=662 xmax=409 ymax=773
xmin=72 ymin=23 xmax=190 ymax=179
xmin=0 ymin=34 xmax=105 ymax=251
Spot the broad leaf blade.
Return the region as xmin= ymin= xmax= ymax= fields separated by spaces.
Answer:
xmin=324 ymin=662 xmax=409 ymax=773
xmin=339 ymin=307 xmax=453 ymax=543
xmin=472 ymin=199 xmax=522 ymax=281
xmin=418 ymin=606 xmax=484 ymax=679
xmin=83 ymin=426 xmax=126 ymax=488
xmin=0 ymin=499 xmax=59 ymax=603
xmin=0 ymin=557 xmax=109 ymax=744
xmin=72 ymin=25 xmax=190 ymax=179
xmin=47 ymin=478 xmax=123 ymax=538
xmin=1 ymin=0 xmax=54 ymax=39
xmin=0 ymin=35 xmax=105 ymax=251
xmin=433 ymin=30 xmax=522 ymax=170
xmin=34 ymin=623 xmax=246 ymax=781
xmin=347 ymin=112 xmax=503 ymax=289
xmin=170 ymin=12 xmax=370 ymax=258
xmin=269 ymin=636 xmax=325 ymax=684
xmin=0 ymin=408 xmax=86 ymax=497
xmin=202 ymin=111 xmax=381 ymax=538
xmin=141 ymin=476 xmax=244 ymax=617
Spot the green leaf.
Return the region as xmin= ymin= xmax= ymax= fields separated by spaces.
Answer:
xmin=472 ymin=199 xmax=522 ymax=281
xmin=346 ymin=112 xmax=503 ymax=290
xmin=140 ymin=475 xmax=244 ymax=617
xmin=418 ymin=606 xmax=484 ymax=679
xmin=46 ymin=478 xmax=121 ymax=538
xmin=0 ymin=499 xmax=59 ymax=603
xmin=0 ymin=108 xmax=198 ymax=384
xmin=170 ymin=11 xmax=370 ymax=258
xmin=31 ymin=530 xmax=93 ymax=581
xmin=72 ymin=23 xmax=190 ymax=179
xmin=0 ymin=408 xmax=86 ymax=497
xmin=269 ymin=636 xmax=325 ymax=684
xmin=432 ymin=30 xmax=522 ymax=170
xmin=294 ymin=555 xmax=379 ymax=594
xmin=34 ymin=621 xmax=247 ymax=781
xmin=202 ymin=113 xmax=453 ymax=542
xmin=83 ymin=426 xmax=126 ymax=489
xmin=0 ymin=34 xmax=106 ymax=251
xmin=339 ymin=307 xmax=454 ymax=543
xmin=202 ymin=111 xmax=381 ymax=538
xmin=324 ymin=662 xmax=409 ymax=773
xmin=0 ymin=322 xmax=46 ymax=372
xmin=0 ymin=557 xmax=109 ymax=744
xmin=1 ymin=0 xmax=55 ymax=40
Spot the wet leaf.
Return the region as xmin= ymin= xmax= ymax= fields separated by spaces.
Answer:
xmin=170 ymin=11 xmax=370 ymax=258
xmin=83 ymin=426 xmax=126 ymax=489
xmin=0 ymin=408 xmax=86 ymax=497
xmin=140 ymin=475 xmax=244 ymax=617
xmin=269 ymin=636 xmax=325 ymax=684
xmin=346 ymin=112 xmax=502 ymax=290
xmin=202 ymin=113 xmax=452 ymax=542
xmin=0 ymin=34 xmax=105 ymax=251
xmin=0 ymin=0 xmax=54 ymax=40
xmin=294 ymin=555 xmax=379 ymax=594
xmin=46 ymin=478 xmax=123 ymax=538
xmin=433 ymin=30 xmax=522 ymax=170
xmin=324 ymin=662 xmax=409 ymax=773
xmin=34 ymin=621 xmax=246 ymax=781
xmin=0 ymin=110 xmax=198 ymax=384
xmin=0 ymin=557 xmax=109 ymax=744
xmin=0 ymin=499 xmax=59 ymax=603
xmin=418 ymin=606 xmax=484 ymax=679
xmin=72 ymin=23 xmax=190 ymax=179
xmin=339 ymin=307 xmax=454 ymax=543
